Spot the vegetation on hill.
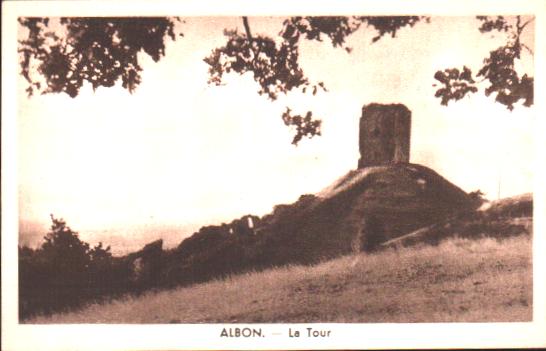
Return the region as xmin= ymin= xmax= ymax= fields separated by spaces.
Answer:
xmin=382 ymin=193 xmax=533 ymax=249
xmin=19 ymin=216 xmax=131 ymax=318
xmin=26 ymin=234 xmax=532 ymax=323
xmin=19 ymin=189 xmax=532 ymax=321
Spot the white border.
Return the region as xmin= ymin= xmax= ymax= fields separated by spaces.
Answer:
xmin=2 ymin=1 xmax=546 ymax=350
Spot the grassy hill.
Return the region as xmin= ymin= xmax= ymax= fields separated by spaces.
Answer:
xmin=20 ymin=191 xmax=532 ymax=322
xmin=27 ymin=233 xmax=531 ymax=323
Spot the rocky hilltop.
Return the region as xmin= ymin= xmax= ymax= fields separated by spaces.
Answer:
xmin=120 ymin=103 xmax=527 ymax=289
xmin=19 ymin=103 xmax=534 ymax=320
xmin=254 ymin=163 xmax=478 ymax=265
xmin=124 ymin=162 xmax=482 ymax=288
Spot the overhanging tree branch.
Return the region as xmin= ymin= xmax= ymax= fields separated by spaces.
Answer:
xmin=17 ymin=15 xmax=534 ymax=146
xmin=242 ymin=16 xmax=253 ymax=40
xmin=433 ymin=15 xmax=533 ymax=110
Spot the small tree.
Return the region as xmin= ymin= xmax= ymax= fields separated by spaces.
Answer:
xmin=41 ymin=215 xmax=90 ymax=270
xmin=87 ymin=241 xmax=116 ymax=295
xmin=19 ymin=215 xmax=123 ymax=318
xmin=34 ymin=215 xmax=92 ymax=309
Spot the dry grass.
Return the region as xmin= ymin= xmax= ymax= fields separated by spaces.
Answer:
xmin=27 ymin=235 xmax=532 ymax=323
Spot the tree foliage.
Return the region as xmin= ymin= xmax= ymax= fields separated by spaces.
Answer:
xmin=19 ymin=215 xmax=120 ymax=318
xmin=40 ymin=214 xmax=113 ymax=270
xmin=204 ymin=16 xmax=427 ymax=144
xmin=18 ymin=15 xmax=533 ymax=145
xmin=433 ymin=16 xmax=533 ymax=110
xmin=41 ymin=214 xmax=91 ymax=266
xmin=281 ymin=108 xmax=322 ymax=145
xmin=19 ymin=17 xmax=179 ymax=97
xmin=17 ymin=15 xmax=427 ymax=145
xmin=204 ymin=28 xmax=318 ymax=101
xmin=433 ymin=66 xmax=478 ymax=105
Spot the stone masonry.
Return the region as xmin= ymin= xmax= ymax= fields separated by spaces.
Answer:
xmin=358 ymin=103 xmax=411 ymax=168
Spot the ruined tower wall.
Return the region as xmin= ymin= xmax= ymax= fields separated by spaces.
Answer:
xmin=393 ymin=107 xmax=411 ymax=163
xmin=358 ymin=103 xmax=411 ymax=168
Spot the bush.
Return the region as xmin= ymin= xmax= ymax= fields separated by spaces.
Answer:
xmin=19 ymin=215 xmax=125 ymax=319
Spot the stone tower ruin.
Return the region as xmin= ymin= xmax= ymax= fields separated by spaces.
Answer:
xmin=358 ymin=103 xmax=411 ymax=168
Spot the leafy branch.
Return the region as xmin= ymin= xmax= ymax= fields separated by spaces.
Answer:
xmin=18 ymin=17 xmax=181 ymax=97
xmin=204 ymin=16 xmax=427 ymax=144
xmin=281 ymin=108 xmax=322 ymax=145
xmin=434 ymin=16 xmax=533 ymax=110
xmin=18 ymin=16 xmax=529 ymax=146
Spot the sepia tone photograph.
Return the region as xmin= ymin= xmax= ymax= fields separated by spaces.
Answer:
xmin=2 ymin=1 xmax=546 ymax=350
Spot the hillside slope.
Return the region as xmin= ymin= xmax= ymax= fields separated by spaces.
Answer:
xmin=133 ymin=163 xmax=479 ymax=293
xmin=381 ymin=193 xmax=533 ymax=249
xmin=27 ymin=233 xmax=532 ymax=324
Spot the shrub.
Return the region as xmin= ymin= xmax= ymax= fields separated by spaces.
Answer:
xmin=19 ymin=215 xmax=124 ymax=319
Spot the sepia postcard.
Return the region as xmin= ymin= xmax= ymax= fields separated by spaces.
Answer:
xmin=2 ymin=0 xmax=546 ymax=350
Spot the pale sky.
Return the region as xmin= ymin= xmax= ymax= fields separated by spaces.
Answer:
xmin=17 ymin=16 xmax=535 ymax=250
